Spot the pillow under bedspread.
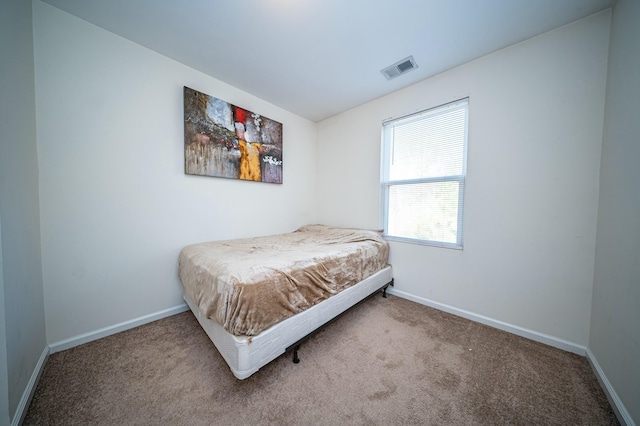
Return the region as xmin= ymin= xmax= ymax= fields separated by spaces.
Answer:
xmin=178 ymin=225 xmax=390 ymax=336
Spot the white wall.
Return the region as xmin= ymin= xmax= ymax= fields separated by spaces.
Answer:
xmin=33 ymin=1 xmax=318 ymax=344
xmin=317 ymin=12 xmax=610 ymax=347
xmin=590 ymin=0 xmax=640 ymax=423
xmin=0 ymin=0 xmax=47 ymax=423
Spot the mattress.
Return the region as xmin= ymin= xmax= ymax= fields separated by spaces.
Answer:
xmin=178 ymin=225 xmax=390 ymax=336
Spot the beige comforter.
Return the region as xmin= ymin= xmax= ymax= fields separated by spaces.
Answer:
xmin=178 ymin=225 xmax=390 ymax=336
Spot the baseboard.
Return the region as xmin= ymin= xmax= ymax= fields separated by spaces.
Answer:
xmin=387 ymin=288 xmax=587 ymax=355
xmin=49 ymin=303 xmax=189 ymax=353
xmin=12 ymin=346 xmax=49 ymax=426
xmin=586 ymin=349 xmax=636 ymax=426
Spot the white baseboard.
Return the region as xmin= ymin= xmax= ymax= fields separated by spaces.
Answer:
xmin=586 ymin=348 xmax=636 ymax=426
xmin=387 ymin=288 xmax=587 ymax=355
xmin=12 ymin=346 xmax=49 ymax=426
xmin=49 ymin=303 xmax=189 ymax=353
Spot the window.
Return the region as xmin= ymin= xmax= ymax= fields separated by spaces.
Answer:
xmin=381 ymin=98 xmax=468 ymax=249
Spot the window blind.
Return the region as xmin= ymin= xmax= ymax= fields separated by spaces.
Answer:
xmin=381 ymin=98 xmax=468 ymax=248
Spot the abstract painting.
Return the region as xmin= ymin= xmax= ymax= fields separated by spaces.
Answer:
xmin=183 ymin=86 xmax=283 ymax=184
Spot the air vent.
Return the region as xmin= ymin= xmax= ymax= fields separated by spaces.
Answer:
xmin=381 ymin=56 xmax=418 ymax=80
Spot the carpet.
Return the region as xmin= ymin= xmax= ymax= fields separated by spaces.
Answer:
xmin=24 ymin=294 xmax=618 ymax=425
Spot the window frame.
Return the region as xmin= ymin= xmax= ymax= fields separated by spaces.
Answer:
xmin=380 ymin=98 xmax=469 ymax=250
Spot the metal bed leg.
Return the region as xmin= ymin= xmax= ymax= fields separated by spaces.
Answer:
xmin=292 ymin=345 xmax=300 ymax=363
xmin=382 ymin=279 xmax=395 ymax=298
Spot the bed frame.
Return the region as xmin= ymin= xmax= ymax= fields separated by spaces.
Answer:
xmin=184 ymin=266 xmax=393 ymax=379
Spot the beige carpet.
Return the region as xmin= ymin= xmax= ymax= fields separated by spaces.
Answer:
xmin=25 ymin=295 xmax=618 ymax=425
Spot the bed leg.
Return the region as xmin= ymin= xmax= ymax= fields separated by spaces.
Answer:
xmin=292 ymin=345 xmax=301 ymax=364
xmin=382 ymin=279 xmax=395 ymax=298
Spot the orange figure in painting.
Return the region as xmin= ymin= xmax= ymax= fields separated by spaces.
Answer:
xmin=234 ymin=107 xmax=261 ymax=181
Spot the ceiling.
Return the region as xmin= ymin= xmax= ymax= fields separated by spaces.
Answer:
xmin=41 ymin=0 xmax=614 ymax=122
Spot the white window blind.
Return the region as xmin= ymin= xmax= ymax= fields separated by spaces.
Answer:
xmin=381 ymin=98 xmax=468 ymax=249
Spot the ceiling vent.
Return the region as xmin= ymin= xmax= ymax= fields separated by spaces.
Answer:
xmin=381 ymin=56 xmax=418 ymax=80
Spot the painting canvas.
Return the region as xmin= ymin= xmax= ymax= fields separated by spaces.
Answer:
xmin=184 ymin=86 xmax=283 ymax=184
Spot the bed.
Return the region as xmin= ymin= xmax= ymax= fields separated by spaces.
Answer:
xmin=178 ymin=224 xmax=392 ymax=379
